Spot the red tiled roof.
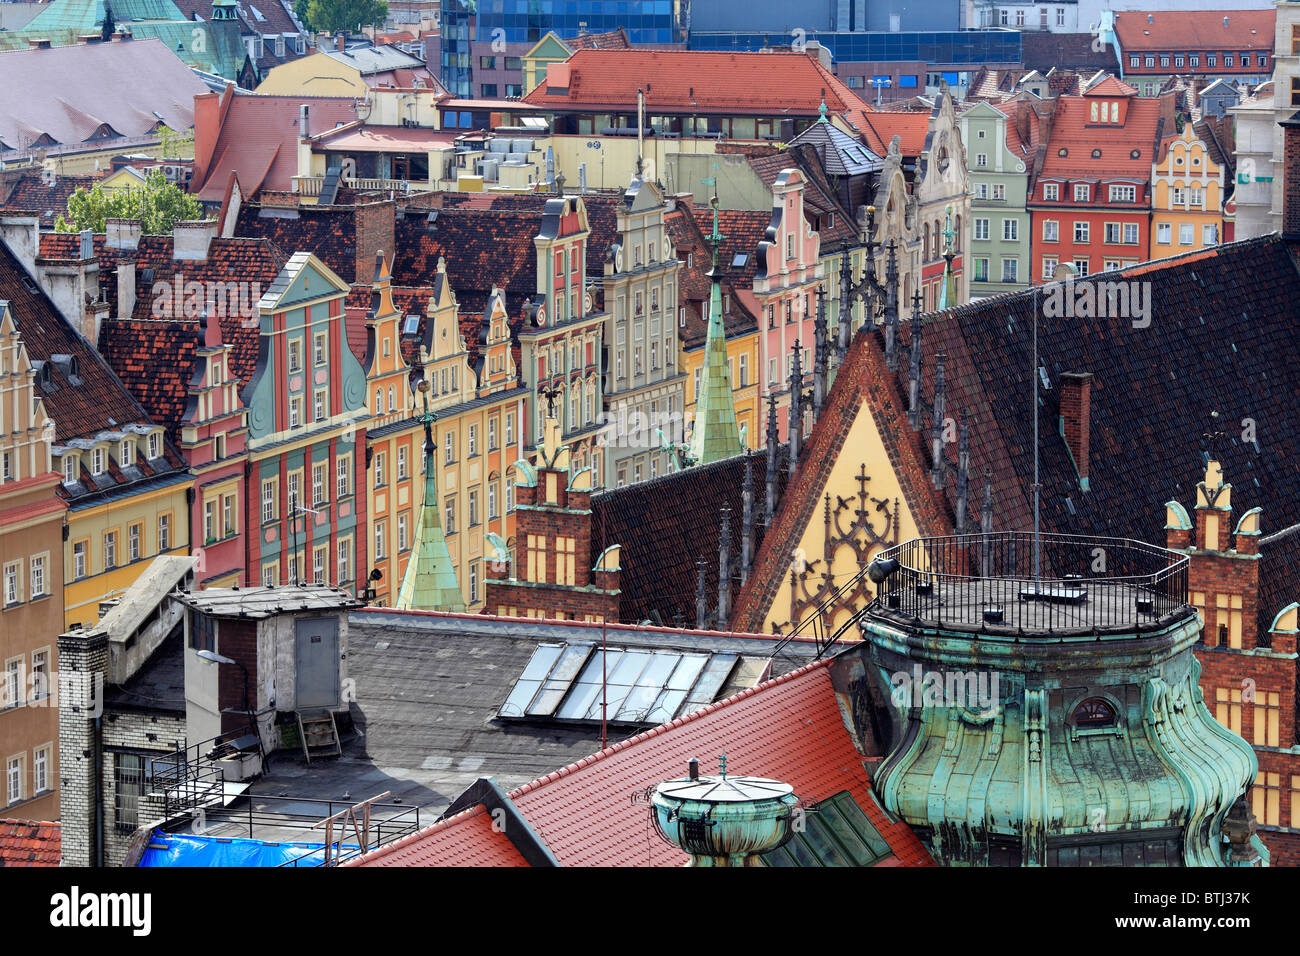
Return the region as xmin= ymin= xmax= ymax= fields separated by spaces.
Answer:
xmin=686 ymin=204 xmax=772 ymax=286
xmin=352 ymin=804 xmax=527 ymax=867
xmin=0 ymin=171 xmax=100 ymax=228
xmin=353 ymin=660 xmax=932 ymax=867
xmin=1036 ymin=93 xmax=1166 ymax=181
xmin=1113 ymin=10 xmax=1275 ymax=51
xmin=524 ymin=49 xmax=867 ymax=116
xmin=569 ymin=27 xmax=632 ymax=51
xmin=1084 ymin=75 xmax=1138 ymax=98
xmin=0 ymin=819 xmax=59 ymax=866
xmin=193 ymin=89 xmax=359 ymax=202
xmin=850 ymin=110 xmax=931 ymax=158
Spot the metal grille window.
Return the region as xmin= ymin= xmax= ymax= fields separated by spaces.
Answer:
xmin=114 ymin=753 xmax=146 ymax=831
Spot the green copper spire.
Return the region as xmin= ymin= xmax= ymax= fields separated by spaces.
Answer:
xmin=396 ymin=376 xmax=465 ymax=611
xmin=688 ymin=172 xmax=743 ymax=465
xmin=938 ymin=205 xmax=959 ymax=311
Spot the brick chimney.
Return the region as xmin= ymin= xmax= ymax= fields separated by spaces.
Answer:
xmin=354 ymin=198 xmax=395 ymax=284
xmin=336 ymin=31 xmax=346 ymax=53
xmin=1282 ymin=112 xmax=1300 ymax=244
xmin=1059 ymin=371 xmax=1092 ymax=489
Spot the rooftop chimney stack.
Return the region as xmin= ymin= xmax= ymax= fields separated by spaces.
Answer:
xmin=1060 ymin=372 xmax=1093 ymax=489
xmin=1281 ymin=114 xmax=1300 ymax=245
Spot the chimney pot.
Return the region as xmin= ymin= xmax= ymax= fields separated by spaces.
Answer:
xmin=688 ymin=757 xmax=699 ymax=781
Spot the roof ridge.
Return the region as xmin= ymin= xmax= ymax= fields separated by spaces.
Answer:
xmin=506 ymin=657 xmax=835 ymax=800
xmin=343 ymin=802 xmax=496 ymax=866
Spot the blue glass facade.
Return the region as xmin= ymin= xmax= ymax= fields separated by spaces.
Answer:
xmin=441 ymin=0 xmax=681 ymax=95
xmin=687 ymin=30 xmax=1023 ymax=67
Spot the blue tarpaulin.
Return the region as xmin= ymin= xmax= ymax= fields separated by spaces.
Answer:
xmin=139 ymin=832 xmax=361 ymax=867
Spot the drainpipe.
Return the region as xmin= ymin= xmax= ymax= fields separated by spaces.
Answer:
xmin=94 ymin=715 xmax=104 ymax=867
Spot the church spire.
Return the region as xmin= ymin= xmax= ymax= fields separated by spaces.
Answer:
xmin=788 ymin=340 xmax=804 ymax=477
xmin=812 ymin=286 xmax=829 ymax=418
xmin=396 ymin=375 xmax=465 ymax=611
xmin=741 ymin=454 xmax=754 ymax=585
xmin=687 ymin=173 xmax=743 ymax=465
xmin=764 ymin=392 xmax=779 ymax=527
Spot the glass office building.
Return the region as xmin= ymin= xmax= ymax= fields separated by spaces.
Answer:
xmin=688 ymin=30 xmax=1023 ymax=67
xmin=442 ymin=0 xmax=682 ymax=96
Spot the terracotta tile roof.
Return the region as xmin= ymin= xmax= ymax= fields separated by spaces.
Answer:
xmin=0 ymin=171 xmax=100 ymax=228
xmin=1036 ymin=93 xmax=1166 ymax=181
xmin=353 ymin=660 xmax=932 ymax=866
xmin=0 ymin=819 xmax=59 ymax=866
xmin=686 ymin=204 xmax=772 ymax=286
xmin=1113 ymin=10 xmax=1275 ymax=51
xmin=234 ymin=200 xmax=357 ymax=279
xmin=569 ymin=27 xmax=632 ymax=51
xmin=193 ymin=89 xmax=359 ymax=201
xmin=356 ymin=804 xmax=527 ymax=867
xmin=593 ymin=451 xmax=771 ymax=627
xmin=1085 ymin=75 xmax=1139 ymax=98
xmin=849 ymin=110 xmax=931 ymax=158
xmin=524 ymin=49 xmax=866 ymax=117
xmin=0 ymin=237 xmax=187 ymax=500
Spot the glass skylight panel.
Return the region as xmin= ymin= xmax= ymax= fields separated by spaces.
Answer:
xmin=525 ymin=643 xmax=593 ymax=716
xmin=731 ymin=253 xmax=749 ymax=268
xmin=643 ymin=653 xmax=708 ymax=723
xmin=682 ymin=654 xmax=739 ymax=711
xmin=555 ymin=648 xmax=619 ymax=720
xmin=614 ymin=650 xmax=682 ymax=722
xmin=499 ymin=643 xmax=563 ymax=717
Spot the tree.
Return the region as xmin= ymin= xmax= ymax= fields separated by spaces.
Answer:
xmin=56 ymin=170 xmax=203 ymax=235
xmin=296 ymin=0 xmax=388 ymax=35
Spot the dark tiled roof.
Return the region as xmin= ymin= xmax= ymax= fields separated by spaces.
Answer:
xmin=0 ymin=171 xmax=100 ymax=228
xmin=1020 ymin=32 xmax=1118 ymax=72
xmin=234 ymin=201 xmax=357 ymax=279
xmin=0 ymin=820 xmax=59 ymax=866
xmin=592 ymin=451 xmax=771 ymax=626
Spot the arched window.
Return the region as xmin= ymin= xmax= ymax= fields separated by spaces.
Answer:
xmin=1073 ymin=697 xmax=1117 ymax=727
xmin=923 ymin=223 xmax=930 ymax=261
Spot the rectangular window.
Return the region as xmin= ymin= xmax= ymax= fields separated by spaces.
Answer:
xmin=1073 ymin=259 xmax=1090 ymax=277
xmin=469 ymin=489 xmax=479 ymax=526
xmin=1189 ymin=187 xmax=1204 ymax=209
xmin=8 ymin=755 xmax=24 ymax=806
xmin=73 ymin=540 xmax=87 ymax=579
xmin=30 ymin=650 xmax=48 ymax=702
xmin=34 ymin=745 xmax=49 ymax=794
xmin=1001 ymin=219 xmax=1018 ymax=241
xmin=445 ymin=496 xmax=456 ymax=534
xmin=973 ymin=218 xmax=989 ymax=240
xmin=973 ymin=257 xmax=989 ymax=282
xmin=262 ymin=479 xmax=277 ymax=523
xmin=974 ymin=182 xmax=988 ymax=200
xmin=289 ymin=397 xmax=302 ymax=429
xmin=468 ymin=424 xmax=478 ymax=457
xmin=1123 ymin=223 xmax=1139 ymax=245
xmin=313 ymin=463 xmax=326 ymax=505
xmin=314 ymin=389 xmax=328 ymax=421
xmin=1223 ymin=54 xmax=1233 ymax=68
xmin=29 ymin=555 xmax=45 ymax=599
xmin=469 ymin=562 xmax=479 ymax=603
xmin=1109 ymin=185 xmax=1136 ymax=203
xmin=1254 ymin=771 xmax=1281 ymax=826
xmin=1190 ymin=54 xmax=1199 ymax=68
xmin=1073 ymin=221 xmax=1090 ymax=243
xmin=1043 ymin=183 xmax=1059 ymax=201
xmin=398 ymin=513 xmax=409 ymax=552
xmin=1179 ymin=223 xmax=1194 ymax=245
xmin=1157 ymin=222 xmax=1172 ymax=244
xmin=1104 ymin=222 xmax=1121 ymax=244
xmin=63 ymin=455 xmax=77 ymax=484
xmin=337 ymin=455 xmax=351 ymax=498
xmin=103 ymin=531 xmax=117 ymax=570
xmin=114 ymin=753 xmax=143 ymax=831
xmin=505 ymin=411 xmax=515 ymax=448
xmin=288 ymin=339 xmax=303 ymax=372
xmin=1001 ymin=258 xmax=1018 ymax=283
xmin=1073 ymin=184 xmax=1090 ymax=202
xmin=976 ymin=153 xmax=987 ymax=167
xmin=374 ymin=451 xmax=386 ymax=488
xmin=1203 ymin=223 xmax=1219 ymax=245
xmin=313 ymin=546 xmax=326 ymax=585
xmin=129 ymin=523 xmax=142 ymax=561
xmin=375 ymin=521 xmax=386 ymax=560
xmin=488 ymin=482 xmax=498 ymax=519
xmin=314 ymin=332 xmax=326 ymax=366
xmin=204 ymin=500 xmax=216 ymax=542
xmin=445 ymin=431 xmax=455 ymax=465
xmin=487 ymin=418 xmax=498 ymax=451
xmin=2 ymin=562 xmax=19 ymax=606
xmin=992 ymin=183 xmax=1005 ymax=201
xmin=1043 ymin=220 xmax=1059 ymax=242
xmin=1207 ymin=54 xmax=1217 ymax=67
xmin=337 ymin=538 xmax=352 ymax=584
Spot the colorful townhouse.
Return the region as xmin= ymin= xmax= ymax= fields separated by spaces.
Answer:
xmin=1028 ymin=78 xmax=1170 ymax=282
xmin=599 ymin=177 xmax=686 ymax=486
xmin=243 ymin=253 xmax=370 ymax=591
xmin=0 ymin=223 xmax=194 ymax=631
xmin=357 ymin=255 xmax=527 ymax=609
xmin=1150 ymin=124 xmax=1226 ymax=259
xmin=0 ymin=301 xmax=65 ymax=821
xmin=87 ymin=221 xmax=285 ymax=590
xmin=960 ymin=99 xmax=1033 ymax=295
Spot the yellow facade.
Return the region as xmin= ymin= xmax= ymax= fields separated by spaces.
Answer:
xmin=1150 ymin=125 xmax=1224 ymax=260
xmin=362 ymin=257 xmax=524 ymax=610
xmin=257 ymin=53 xmax=371 ymax=97
xmin=682 ymin=326 xmax=761 ymax=452
xmin=63 ymin=480 xmax=191 ymax=629
xmin=757 ymin=396 xmax=928 ymax=636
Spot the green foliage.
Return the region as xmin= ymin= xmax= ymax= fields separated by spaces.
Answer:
xmin=296 ymin=0 xmax=389 ymax=34
xmin=55 ymin=169 xmax=203 ymax=235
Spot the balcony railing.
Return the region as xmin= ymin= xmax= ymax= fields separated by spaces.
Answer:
xmin=870 ymin=532 xmax=1191 ymax=637
xmin=293 ymin=175 xmax=420 ymax=196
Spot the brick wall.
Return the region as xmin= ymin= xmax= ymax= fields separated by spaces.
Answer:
xmin=354 ymin=199 xmax=396 ymax=285
xmin=57 ymin=629 xmax=108 ymax=867
xmin=1283 ymin=119 xmax=1300 ymax=241
xmin=217 ymin=618 xmax=258 ymax=735
xmin=1059 ymin=371 xmax=1092 ymax=482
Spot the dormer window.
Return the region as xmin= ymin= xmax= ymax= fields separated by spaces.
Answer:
xmin=119 ymin=440 xmax=133 ymax=466
xmin=1073 ymin=184 xmax=1090 ymax=202
xmin=63 ymin=455 xmax=77 ymax=484
xmin=91 ymin=447 xmax=106 ymax=476
xmin=1072 ymin=697 xmax=1118 ymax=728
xmin=148 ymin=432 xmax=161 ymax=459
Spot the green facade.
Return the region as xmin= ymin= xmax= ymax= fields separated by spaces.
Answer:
xmin=960 ymin=102 xmax=1032 ymax=298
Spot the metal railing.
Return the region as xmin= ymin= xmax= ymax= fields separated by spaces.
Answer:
xmin=870 ymin=532 xmax=1191 ymax=636
xmin=152 ymin=726 xmax=260 ymax=816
